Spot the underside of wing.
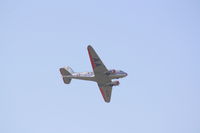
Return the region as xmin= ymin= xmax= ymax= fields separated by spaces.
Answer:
xmin=87 ymin=45 xmax=112 ymax=103
xmin=87 ymin=45 xmax=108 ymax=74
xmin=98 ymin=84 xmax=112 ymax=103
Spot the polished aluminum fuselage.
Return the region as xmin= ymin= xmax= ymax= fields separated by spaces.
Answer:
xmin=66 ymin=70 xmax=127 ymax=81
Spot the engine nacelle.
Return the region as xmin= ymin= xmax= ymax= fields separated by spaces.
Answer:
xmin=105 ymin=69 xmax=116 ymax=75
xmin=107 ymin=81 xmax=120 ymax=87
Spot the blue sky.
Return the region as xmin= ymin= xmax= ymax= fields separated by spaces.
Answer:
xmin=1 ymin=0 xmax=200 ymax=133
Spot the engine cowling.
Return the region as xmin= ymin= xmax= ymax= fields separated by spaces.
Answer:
xmin=107 ymin=81 xmax=120 ymax=87
xmin=105 ymin=69 xmax=116 ymax=75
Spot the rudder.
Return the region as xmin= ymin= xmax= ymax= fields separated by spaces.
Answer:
xmin=59 ymin=67 xmax=74 ymax=84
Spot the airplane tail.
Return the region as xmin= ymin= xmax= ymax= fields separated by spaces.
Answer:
xmin=59 ymin=66 xmax=74 ymax=84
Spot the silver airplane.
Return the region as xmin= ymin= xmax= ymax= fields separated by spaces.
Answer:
xmin=59 ymin=45 xmax=128 ymax=103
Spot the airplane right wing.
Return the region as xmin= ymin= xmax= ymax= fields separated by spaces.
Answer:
xmin=87 ymin=45 xmax=108 ymax=74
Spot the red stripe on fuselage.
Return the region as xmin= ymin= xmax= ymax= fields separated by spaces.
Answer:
xmin=87 ymin=48 xmax=96 ymax=69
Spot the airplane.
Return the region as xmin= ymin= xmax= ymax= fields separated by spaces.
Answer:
xmin=59 ymin=45 xmax=127 ymax=103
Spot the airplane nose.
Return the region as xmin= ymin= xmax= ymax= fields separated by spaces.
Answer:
xmin=124 ymin=73 xmax=128 ymax=77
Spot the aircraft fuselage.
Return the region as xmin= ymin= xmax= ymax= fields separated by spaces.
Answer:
xmin=65 ymin=70 xmax=127 ymax=81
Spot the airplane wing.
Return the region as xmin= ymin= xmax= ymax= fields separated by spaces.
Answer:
xmin=87 ymin=45 xmax=112 ymax=103
xmin=87 ymin=45 xmax=108 ymax=73
xmin=97 ymin=83 xmax=112 ymax=103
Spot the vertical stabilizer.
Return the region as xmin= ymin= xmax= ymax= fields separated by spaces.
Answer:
xmin=59 ymin=67 xmax=74 ymax=84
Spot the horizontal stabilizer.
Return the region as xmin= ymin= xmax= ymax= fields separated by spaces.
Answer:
xmin=59 ymin=67 xmax=74 ymax=84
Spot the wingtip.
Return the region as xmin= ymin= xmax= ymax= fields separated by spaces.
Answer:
xmin=87 ymin=45 xmax=93 ymax=50
xmin=105 ymin=100 xmax=110 ymax=103
xmin=105 ymin=98 xmax=111 ymax=103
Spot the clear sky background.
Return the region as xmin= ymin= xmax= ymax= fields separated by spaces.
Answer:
xmin=1 ymin=0 xmax=200 ymax=133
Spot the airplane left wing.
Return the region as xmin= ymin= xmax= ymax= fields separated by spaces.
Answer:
xmin=97 ymin=83 xmax=112 ymax=103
